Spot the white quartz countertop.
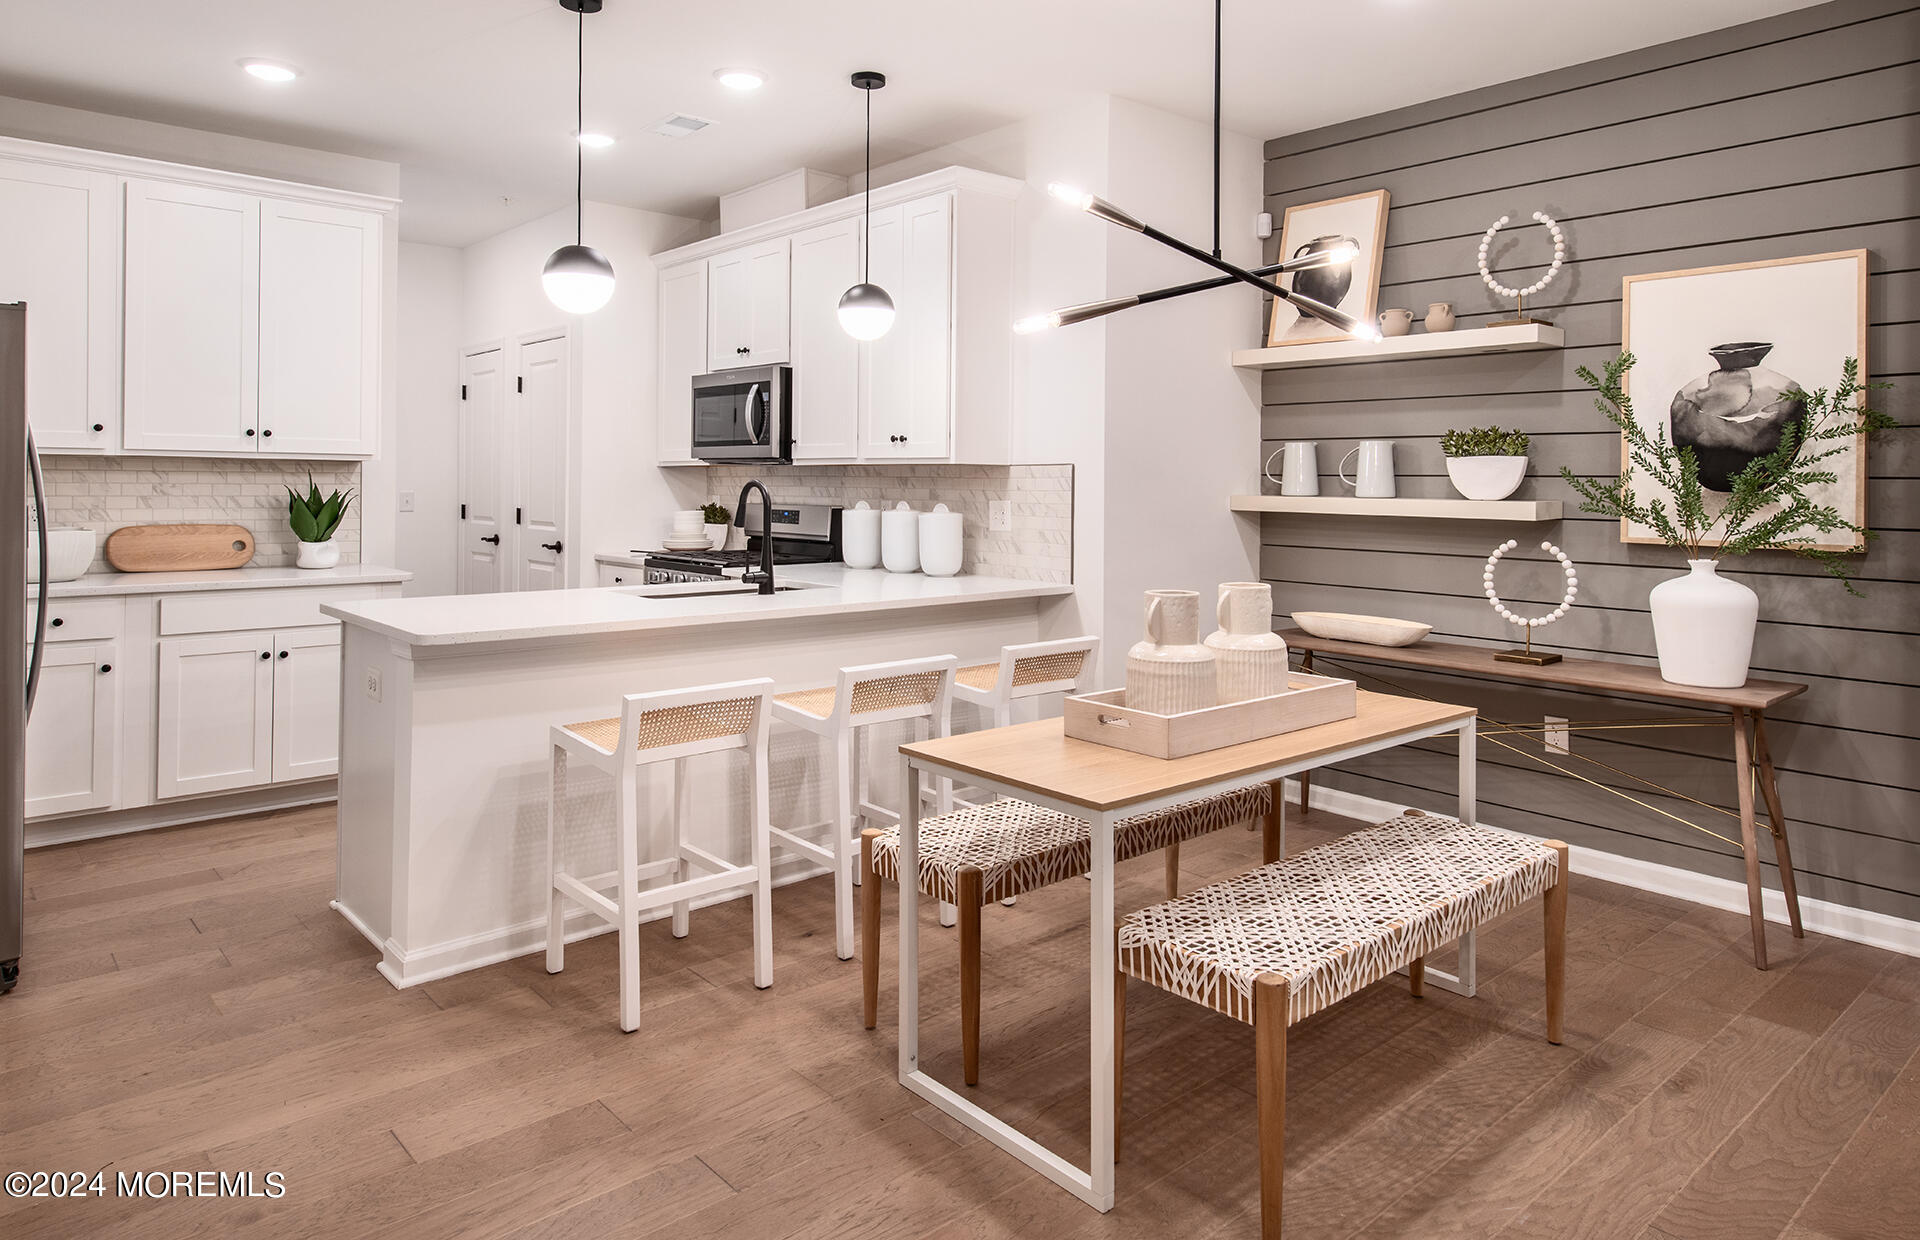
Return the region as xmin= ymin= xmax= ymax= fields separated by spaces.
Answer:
xmin=46 ymin=564 xmax=412 ymax=598
xmin=322 ymin=564 xmax=1071 ymax=647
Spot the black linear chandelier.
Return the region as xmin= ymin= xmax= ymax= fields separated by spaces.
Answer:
xmin=1013 ymin=1 xmax=1379 ymax=342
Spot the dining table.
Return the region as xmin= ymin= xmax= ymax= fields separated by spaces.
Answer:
xmin=894 ymin=688 xmax=1479 ymax=1212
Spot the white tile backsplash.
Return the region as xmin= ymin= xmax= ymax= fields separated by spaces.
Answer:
xmin=41 ymin=456 xmax=363 ymax=572
xmin=704 ymin=464 xmax=1073 ymax=583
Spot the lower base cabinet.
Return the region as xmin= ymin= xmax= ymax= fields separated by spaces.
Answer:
xmin=157 ymin=627 xmax=341 ymax=800
xmin=24 ymin=641 xmax=119 ymax=816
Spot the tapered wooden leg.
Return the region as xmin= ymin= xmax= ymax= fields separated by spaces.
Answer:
xmin=1114 ymin=959 xmax=1127 ymax=1162
xmin=1164 ymin=843 xmax=1180 ymax=900
xmin=861 ymin=828 xmax=882 ymax=1029
xmin=1254 ymin=973 xmax=1290 ymax=1239
xmin=1731 ymin=709 xmax=1769 ymax=970
xmin=1544 ymin=839 xmax=1569 ymax=1045
xmin=958 ymin=866 xmax=983 ymax=1086
xmin=1297 ymin=653 xmax=1315 ymax=815
xmin=1408 ymin=956 xmax=1425 ymax=998
xmin=1263 ymin=781 xmax=1284 ymax=865
xmin=1751 ymin=712 xmax=1805 ymax=939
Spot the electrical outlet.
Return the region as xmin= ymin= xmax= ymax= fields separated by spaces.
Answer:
xmin=1544 ymin=716 xmax=1570 ymax=755
xmin=365 ymin=667 xmax=383 ymax=702
xmin=989 ymin=500 xmax=1012 ymax=532
xmin=397 ymin=490 xmax=415 ymax=513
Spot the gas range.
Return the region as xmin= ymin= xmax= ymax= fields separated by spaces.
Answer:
xmin=638 ymin=502 xmax=841 ymax=584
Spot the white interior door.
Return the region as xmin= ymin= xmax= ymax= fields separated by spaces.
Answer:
xmin=514 ymin=334 xmax=568 ymax=591
xmin=24 ymin=642 xmax=117 ymax=817
xmin=0 ymin=157 xmax=119 ymax=451
xmin=861 ymin=195 xmax=953 ymax=458
xmin=789 ymin=216 xmax=861 ymax=459
xmin=655 ymin=262 xmax=706 ymax=462
xmin=122 ymin=178 xmax=260 ymax=454
xmin=258 ymin=199 xmax=381 ymax=456
xmin=156 ymin=632 xmax=274 ymax=799
xmin=271 ymin=628 xmax=342 ymax=782
xmin=457 ymin=346 xmax=509 ymax=594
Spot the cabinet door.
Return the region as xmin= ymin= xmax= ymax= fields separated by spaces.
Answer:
xmin=259 ymin=199 xmax=381 ymax=456
xmin=271 ymin=628 xmax=341 ymax=782
xmin=514 ymin=334 xmax=568 ymax=591
xmin=861 ymin=195 xmax=952 ymax=458
xmin=156 ymin=632 xmax=274 ymax=799
xmin=597 ymin=564 xmax=634 ymax=587
xmin=706 ymin=237 xmax=789 ymax=370
xmin=123 ymin=179 xmax=261 ymax=454
xmin=457 ymin=347 xmax=510 ymax=595
xmin=788 ymin=216 xmax=862 ymax=459
xmin=24 ymin=642 xmax=118 ymax=817
xmin=655 ymin=262 xmax=706 ymax=462
xmin=0 ymin=158 xmax=119 ymax=452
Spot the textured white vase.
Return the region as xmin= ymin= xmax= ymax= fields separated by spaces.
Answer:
xmin=1126 ymin=590 xmax=1217 ymax=715
xmin=295 ymin=539 xmax=340 ymax=570
xmin=1205 ymin=582 xmax=1290 ymax=702
xmin=704 ymin=522 xmax=730 ymax=550
xmin=1649 ymin=560 xmax=1757 ymax=688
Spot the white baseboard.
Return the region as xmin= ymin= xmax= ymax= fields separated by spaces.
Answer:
xmin=27 ymin=783 xmax=339 ymax=848
xmin=1287 ymin=780 xmax=1920 ymax=960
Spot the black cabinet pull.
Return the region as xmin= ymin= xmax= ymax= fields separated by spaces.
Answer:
xmin=261 ymin=429 xmax=273 ymax=438
xmin=481 ymin=534 xmax=500 ymax=545
xmin=515 ymin=507 xmax=522 ymax=525
xmin=540 ymin=540 xmax=564 ymax=553
xmin=91 ymin=423 xmax=103 ymax=432
xmin=279 ymin=650 xmax=290 ymax=659
xmin=612 ymin=576 xmax=623 ymax=584
xmin=49 ymin=617 xmax=62 ymax=628
xmin=736 ymin=346 xmax=749 ymax=354
xmin=245 ymin=428 xmax=256 ymax=437
xmin=98 ymin=663 xmax=111 ymax=674
xmin=259 ymin=651 xmax=271 ymax=661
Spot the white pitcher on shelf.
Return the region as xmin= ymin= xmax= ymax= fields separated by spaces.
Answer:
xmin=1204 ymin=582 xmax=1290 ymax=702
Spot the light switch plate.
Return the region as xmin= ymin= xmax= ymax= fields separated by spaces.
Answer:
xmin=398 ymin=491 xmax=415 ymax=513
xmin=989 ymin=500 xmax=1012 ymax=532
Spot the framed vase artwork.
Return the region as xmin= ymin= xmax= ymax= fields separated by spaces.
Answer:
xmin=1264 ymin=189 xmax=1390 ymax=347
xmin=1620 ymin=249 xmax=1869 ymax=551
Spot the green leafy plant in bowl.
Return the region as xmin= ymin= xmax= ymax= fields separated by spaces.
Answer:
xmin=701 ymin=500 xmax=733 ymax=550
xmin=1440 ymin=425 xmax=1531 ymax=500
xmin=286 ymin=475 xmax=356 ymax=569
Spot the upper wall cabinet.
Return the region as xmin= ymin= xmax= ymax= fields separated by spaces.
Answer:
xmin=787 ymin=215 xmax=862 ymax=460
xmin=861 ymin=195 xmax=953 ymax=459
xmin=655 ymin=261 xmax=706 ymax=463
xmin=706 ymin=237 xmax=790 ymax=371
xmin=0 ymin=157 xmax=120 ymax=452
xmin=258 ymin=200 xmax=382 ymax=456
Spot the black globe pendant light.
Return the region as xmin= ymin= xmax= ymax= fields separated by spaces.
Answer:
xmin=543 ymin=0 xmax=615 ymax=315
xmin=838 ymin=70 xmax=895 ymax=341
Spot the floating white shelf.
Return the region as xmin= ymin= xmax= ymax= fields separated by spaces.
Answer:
xmin=1230 ymin=494 xmax=1563 ymax=521
xmin=1231 ymin=322 xmax=1564 ymax=370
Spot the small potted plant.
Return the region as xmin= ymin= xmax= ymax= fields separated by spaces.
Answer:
xmin=702 ymin=501 xmax=732 ymax=550
xmin=285 ymin=475 xmax=356 ymax=570
xmin=1441 ymin=425 xmax=1531 ymax=500
xmin=1560 ymin=353 xmax=1892 ymax=688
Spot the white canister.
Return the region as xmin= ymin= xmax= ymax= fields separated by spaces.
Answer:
xmin=881 ymin=501 xmax=921 ymax=573
xmin=919 ymin=503 xmax=963 ymax=577
xmin=842 ymin=501 xmax=882 ymax=568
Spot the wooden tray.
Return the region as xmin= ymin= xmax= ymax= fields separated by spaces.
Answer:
xmin=104 ymin=524 xmax=256 ymax=572
xmin=1064 ymin=673 xmax=1357 ymax=759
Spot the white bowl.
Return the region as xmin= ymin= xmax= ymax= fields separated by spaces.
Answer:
xmin=1445 ymin=455 xmax=1529 ymax=501
xmin=1291 ymin=611 xmax=1432 ymax=647
xmin=27 ymin=528 xmax=96 ymax=582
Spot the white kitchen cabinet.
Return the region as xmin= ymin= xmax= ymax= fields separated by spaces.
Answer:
xmin=706 ymin=237 xmax=789 ymax=370
xmin=596 ymin=563 xmax=637 ymax=587
xmin=156 ymin=631 xmax=276 ymax=799
xmin=258 ymin=199 xmax=381 ymax=456
xmin=271 ymin=629 xmax=342 ymax=782
xmin=655 ymin=261 xmax=705 ymax=462
xmin=24 ymin=642 xmax=119 ymax=816
xmin=788 ymin=216 xmax=862 ymax=459
xmin=0 ymin=157 xmax=119 ymax=452
xmin=122 ymin=179 xmax=261 ymax=454
xmin=861 ymin=195 xmax=953 ymax=459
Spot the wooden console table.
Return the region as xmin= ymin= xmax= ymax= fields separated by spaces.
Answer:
xmin=1279 ymin=630 xmax=1808 ymax=970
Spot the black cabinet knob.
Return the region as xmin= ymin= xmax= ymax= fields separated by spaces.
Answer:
xmin=736 ymin=346 xmax=749 ymax=354
xmin=278 ymin=650 xmax=290 ymax=659
xmin=91 ymin=423 xmax=104 ymax=432
xmin=613 ymin=576 xmax=623 ymax=584
xmin=49 ymin=617 xmax=62 ymax=627
xmin=245 ymin=428 xmax=256 ymax=437
xmin=98 ymin=663 xmax=110 ymax=674
xmin=259 ymin=651 xmax=271 ymax=660
xmin=261 ymin=429 xmax=272 ymax=438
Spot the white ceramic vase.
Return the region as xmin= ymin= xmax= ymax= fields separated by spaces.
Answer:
xmin=1126 ymin=590 xmax=1217 ymax=715
xmin=295 ymin=539 xmax=340 ymax=570
xmin=1649 ymin=560 xmax=1757 ymax=688
xmin=705 ymin=522 xmax=730 ymax=550
xmin=1205 ymin=582 xmax=1290 ymax=702
xmin=1445 ymin=455 xmax=1529 ymax=501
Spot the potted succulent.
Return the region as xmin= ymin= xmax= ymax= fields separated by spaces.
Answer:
xmin=701 ymin=501 xmax=732 ymax=550
xmin=285 ymin=475 xmax=356 ymax=570
xmin=1441 ymin=425 xmax=1531 ymax=500
xmin=1560 ymin=353 xmax=1892 ymax=688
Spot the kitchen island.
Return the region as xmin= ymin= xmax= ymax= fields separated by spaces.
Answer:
xmin=322 ymin=566 xmax=1074 ymax=986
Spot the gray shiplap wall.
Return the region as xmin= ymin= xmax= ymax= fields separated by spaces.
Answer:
xmin=1258 ymin=0 xmax=1920 ymax=924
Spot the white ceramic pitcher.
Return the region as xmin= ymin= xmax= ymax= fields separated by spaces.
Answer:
xmin=1204 ymin=582 xmax=1291 ymax=702
xmin=1125 ymin=589 xmax=1217 ymax=715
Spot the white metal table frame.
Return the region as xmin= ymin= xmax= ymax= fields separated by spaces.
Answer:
xmin=894 ymin=713 xmax=1478 ymax=1212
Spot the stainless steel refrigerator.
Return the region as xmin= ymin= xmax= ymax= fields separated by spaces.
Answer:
xmin=3 ymin=301 xmax=50 ymax=995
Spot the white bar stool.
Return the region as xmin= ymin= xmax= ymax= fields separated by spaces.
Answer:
xmin=545 ymin=677 xmax=775 ymax=1033
xmin=771 ymin=655 xmax=957 ymax=960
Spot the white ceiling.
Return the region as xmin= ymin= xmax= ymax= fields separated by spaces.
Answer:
xmin=0 ymin=0 xmax=1816 ymax=247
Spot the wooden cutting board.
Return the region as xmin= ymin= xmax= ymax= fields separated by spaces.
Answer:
xmin=104 ymin=524 xmax=256 ymax=572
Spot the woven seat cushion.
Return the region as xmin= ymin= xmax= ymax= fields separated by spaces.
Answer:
xmin=869 ymin=783 xmax=1272 ymax=905
xmin=954 ymin=662 xmax=1001 ymax=692
xmin=1118 ymin=812 xmax=1559 ymax=1027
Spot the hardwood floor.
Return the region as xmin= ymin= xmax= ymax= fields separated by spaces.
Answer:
xmin=4 ymin=801 xmax=1915 ymax=1239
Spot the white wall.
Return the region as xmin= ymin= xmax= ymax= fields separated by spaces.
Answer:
xmin=394 ymin=243 xmax=463 ymax=596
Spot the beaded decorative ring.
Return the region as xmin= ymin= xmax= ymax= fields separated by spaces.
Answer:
xmin=1478 ymin=211 xmax=1565 ymax=301
xmin=1482 ymin=539 xmax=1578 ymax=630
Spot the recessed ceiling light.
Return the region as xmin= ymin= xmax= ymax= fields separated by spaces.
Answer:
xmin=576 ymin=132 xmax=616 ymax=149
xmin=239 ymin=58 xmax=299 ymax=84
xmin=713 ymin=68 xmax=765 ymax=92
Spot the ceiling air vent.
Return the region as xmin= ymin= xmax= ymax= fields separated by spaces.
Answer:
xmin=652 ymin=113 xmax=713 ymax=139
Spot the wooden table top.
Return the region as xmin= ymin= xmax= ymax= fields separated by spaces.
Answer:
xmin=900 ymin=689 xmax=1474 ymax=813
xmin=1278 ymin=630 xmax=1808 ymax=712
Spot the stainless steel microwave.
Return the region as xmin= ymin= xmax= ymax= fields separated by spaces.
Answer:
xmin=690 ymin=365 xmax=792 ymax=463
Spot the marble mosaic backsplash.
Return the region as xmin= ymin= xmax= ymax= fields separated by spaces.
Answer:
xmin=40 ymin=456 xmax=363 ymax=572
xmin=703 ymin=464 xmax=1073 ymax=583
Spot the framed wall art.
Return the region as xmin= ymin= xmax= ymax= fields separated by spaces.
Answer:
xmin=1619 ymin=249 xmax=1869 ymax=551
xmin=1264 ymin=189 xmax=1390 ymax=347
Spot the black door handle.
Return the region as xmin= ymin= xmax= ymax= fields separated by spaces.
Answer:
xmin=481 ymin=534 xmax=500 ymax=545
xmin=541 ymin=541 xmax=564 ymax=553
xmin=736 ymin=346 xmax=749 ymax=354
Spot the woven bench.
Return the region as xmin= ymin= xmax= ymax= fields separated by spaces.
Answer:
xmin=859 ymin=781 xmax=1275 ymax=1085
xmin=1116 ymin=811 xmax=1568 ymax=1237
